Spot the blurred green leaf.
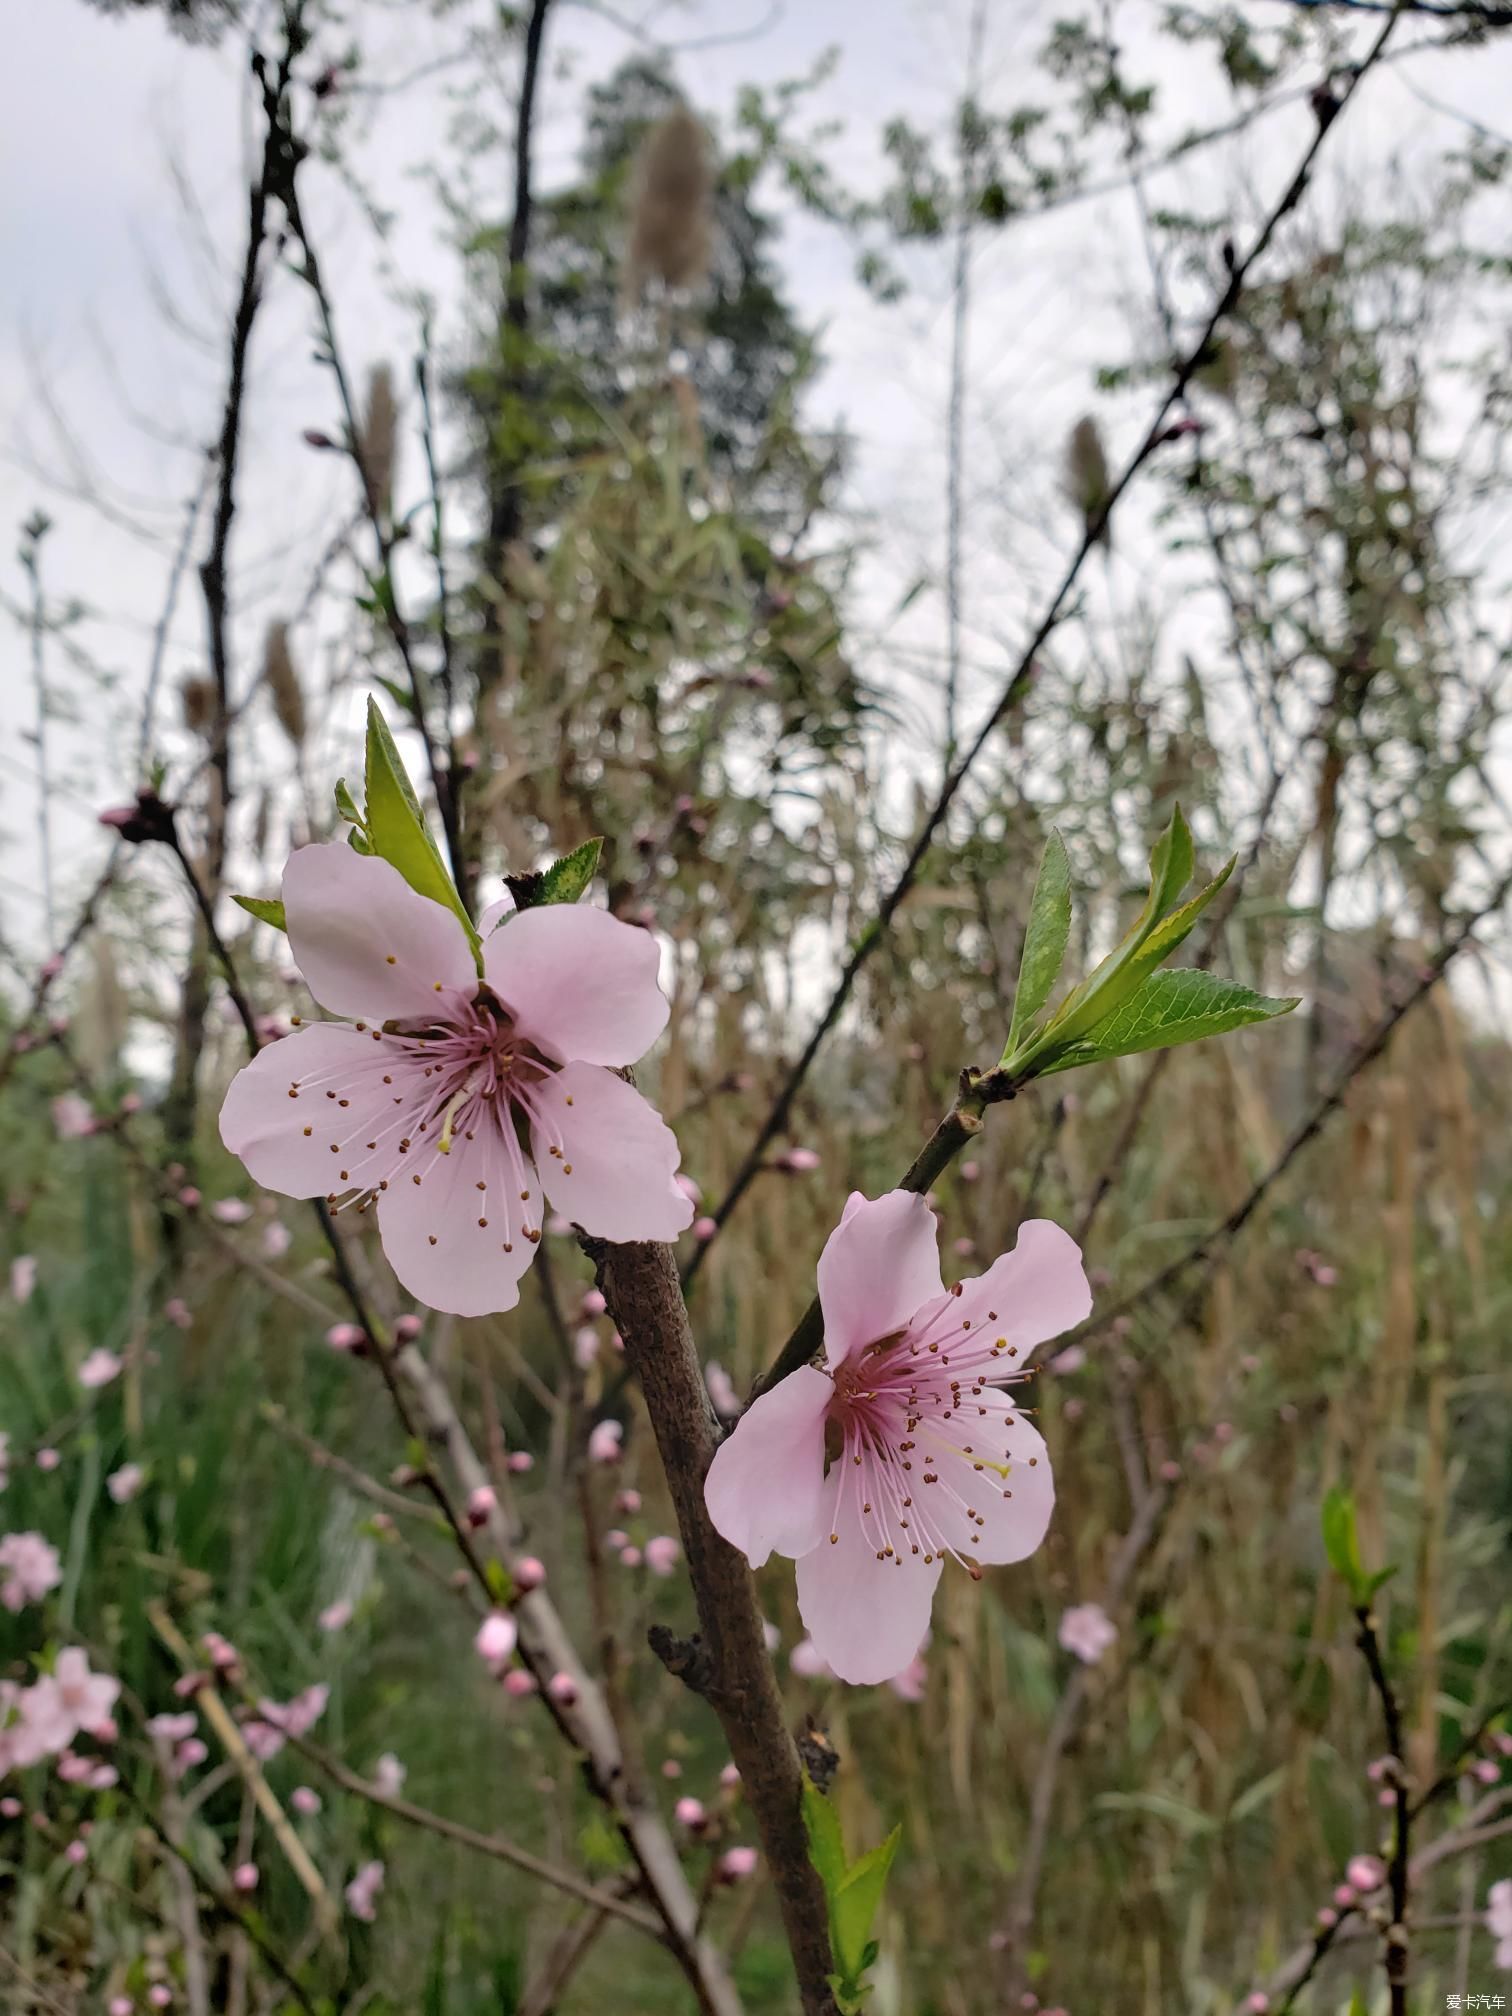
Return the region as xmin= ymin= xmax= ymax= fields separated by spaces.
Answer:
xmin=801 ymin=1776 xmax=846 ymax=1894
xmin=1006 ymin=829 xmax=1071 ymax=1055
xmin=1321 ymin=1486 xmax=1365 ymax=1598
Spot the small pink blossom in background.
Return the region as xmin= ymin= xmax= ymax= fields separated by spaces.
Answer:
xmin=1048 ymin=1345 xmax=1085 ymax=1376
xmin=107 ymin=1464 xmax=144 ymax=1505
xmin=706 ymin=1362 xmax=740 ymax=1419
xmin=1159 ymin=1459 xmax=1182 ymax=1483
xmin=1062 ymin=1397 xmax=1085 ymax=1423
xmin=77 ymin=1348 xmax=122 ymax=1390
xmin=581 ymin=1288 xmax=607 ymax=1318
xmin=9 ymin=1256 xmax=37 ymax=1304
xmin=644 ymin=1535 xmax=680 ymax=1577
xmin=346 ymin=1858 xmax=385 ymax=1922
xmin=109 ymin=1998 xmax=134 ymax=2015
xmin=149 ymin=1989 xmax=173 ymax=2010
xmin=266 ymin=1684 xmax=329 ymax=1739
xmin=547 ymin=1671 xmax=578 ymax=1706
xmin=515 ymin=1556 xmax=546 ymax=1591
xmin=211 ymin=1198 xmax=252 ymax=1225
xmin=203 ymin=1631 xmax=240 ymax=1671
xmin=0 ymin=1532 xmax=61 ymax=1611
xmin=57 ymin=1750 xmax=94 ymax=1783
xmin=319 ymin=1599 xmax=353 ymax=1633
xmin=242 ymin=1720 xmax=285 ymax=1762
xmin=888 ymin=1654 xmax=928 ymax=1702
xmin=24 ymin=1649 xmax=120 ymax=1752
xmin=372 ymin=1753 xmax=406 ymax=1798
xmin=65 ymin=1837 xmax=87 ymax=1864
xmin=52 ymin=1095 xmax=95 ymax=1140
xmin=720 ymin=1763 xmax=741 ymax=1789
xmin=35 ymin=1449 xmax=59 ymax=1472
xmin=1346 ymin=1854 xmax=1386 ymax=1894
xmin=573 ymin=1325 xmax=600 ymax=1369
xmin=394 ymin=1313 xmax=422 ymax=1342
xmin=88 ymin=1762 xmax=118 ymax=1789
xmin=1316 ymin=1906 xmax=1338 ymax=1929
xmin=675 ymin=1796 xmax=707 ymax=1829
xmin=952 ymin=1236 xmax=976 ymax=1259
xmin=661 ymin=1759 xmax=683 ymax=1779
xmin=177 ymin=1186 xmax=201 ymax=1210
xmin=676 ymin=1173 xmax=702 ymax=1206
xmin=1295 ymin=1248 xmax=1338 ymax=1287
xmin=1472 ymin=1756 xmax=1501 ymax=1785
xmin=619 ymin=1545 xmax=643 ymax=1569
xmin=614 ymin=1489 xmax=641 ymax=1515
xmin=325 ymin=1322 xmax=365 ymax=1352
xmin=507 ymin=1450 xmax=534 ymax=1474
xmin=1495 ymin=1732 xmax=1512 ymax=1758
xmin=587 ymin=1419 xmax=623 ymax=1465
xmin=217 ymin=844 xmax=692 ymax=1316
xmin=1245 ymin=1995 xmax=1270 ymax=2012
xmin=503 ymin=1670 xmax=536 ymax=1699
xmin=233 ymin=1861 xmax=259 ymax=1892
xmin=774 ymin=1146 xmax=821 ymax=1174
xmin=164 ymin=1298 xmax=193 ymax=1331
xmin=1213 ymin=1420 xmax=1235 ymax=1446
xmin=466 ymin=1484 xmax=497 ymax=1526
xmin=1058 ymin=1603 xmax=1117 ymax=1666
xmin=147 ymin=1713 xmax=197 ymax=1746
xmin=959 ymin=1159 xmax=980 ymax=1183
xmin=719 ymin=1846 xmax=758 ymax=1881
xmin=261 ymin=1220 xmax=292 ymax=1258
xmin=176 ymin=1737 xmax=208 ymax=1773
xmin=789 ymin=1638 xmax=831 ymax=1680
xmin=692 ymin=1216 xmax=717 ymax=1242
xmin=292 ymin=1785 xmax=322 ymax=1815
xmin=1332 ymin=1883 xmax=1355 ymax=1908
xmin=1487 ymin=1878 xmax=1512 ymax=1966
xmin=475 ymin=1611 xmax=517 ymax=1668
xmin=707 ymin=1192 xmax=1087 ymax=1684
xmin=0 ymin=1798 xmax=21 ymax=1818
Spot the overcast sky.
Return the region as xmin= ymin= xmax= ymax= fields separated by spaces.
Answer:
xmin=4 ymin=0 xmax=1511 ymax=980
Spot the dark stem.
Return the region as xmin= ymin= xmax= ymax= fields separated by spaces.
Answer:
xmin=1355 ymin=1605 xmax=1411 ymax=2015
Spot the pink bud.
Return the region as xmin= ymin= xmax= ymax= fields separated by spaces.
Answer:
xmin=1346 ymin=1855 xmax=1386 ymax=1894
xmin=675 ymin=1172 xmax=702 ymax=1205
xmin=466 ymin=1485 xmax=497 ymax=1527
xmin=66 ymin=1838 xmax=87 ymax=1864
xmin=644 ymin=1535 xmax=680 ymax=1577
xmin=503 ymin=1669 xmax=536 ymax=1699
xmin=1332 ymin=1884 xmax=1355 ymax=1908
xmin=547 ymin=1672 xmax=578 ymax=1707
xmin=97 ymin=805 xmax=139 ymax=830
xmin=393 ymin=1313 xmax=422 ymax=1343
xmin=774 ymin=1146 xmax=821 ymax=1173
xmin=110 ymin=2000 xmax=134 ymax=2016
xmin=0 ymin=1798 xmax=19 ymax=1819
xmin=952 ymin=1236 xmax=976 ymax=1258
xmin=514 ymin=1556 xmax=546 ymax=1591
xmin=164 ymin=1298 xmax=192 ymax=1330
xmin=614 ymin=1489 xmax=642 ymax=1515
xmin=581 ymin=1290 xmax=607 ymax=1318
xmin=1245 ymin=1996 xmax=1270 ymax=2013
xmin=587 ymin=1420 xmax=623 ymax=1465
xmin=149 ymin=1990 xmax=173 ymax=2010
xmin=661 ymin=1759 xmax=683 ymax=1779
xmin=507 ymin=1451 xmax=534 ymax=1474
xmin=959 ymin=1159 xmax=980 ymax=1182
xmin=291 ymin=1786 xmax=321 ymax=1816
xmin=177 ymin=1186 xmax=201 ymax=1210
xmin=324 ymin=1322 xmax=365 ymax=1352
xmin=719 ymin=1845 xmax=758 ymax=1881
xmin=619 ymin=1546 xmax=643 ymax=1569
xmin=475 ymin=1612 xmax=517 ymax=1666
xmin=720 ymin=1763 xmax=741 ymax=1789
xmin=693 ymin=1216 xmax=717 ymax=1242
xmin=1473 ymin=1757 xmax=1500 ymax=1784
xmin=35 ymin=1448 xmax=59 ymax=1472
xmin=675 ymin=1796 xmax=707 ymax=1829
xmin=1316 ymin=1906 xmax=1338 ymax=1929
xmin=233 ymin=1862 xmax=259 ymax=1893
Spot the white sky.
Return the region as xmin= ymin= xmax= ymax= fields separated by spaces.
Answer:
xmin=4 ymin=0 xmax=1511 ymax=983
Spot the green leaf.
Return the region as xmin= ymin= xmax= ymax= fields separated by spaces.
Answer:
xmin=231 ymin=894 xmax=287 ymax=932
xmin=334 ymin=777 xmax=366 ymax=830
xmin=363 ymin=699 xmax=481 ymax=971
xmin=1228 ymin=1765 xmax=1287 ymax=1825
xmin=1321 ymin=1486 xmax=1364 ymax=1595
xmin=800 ymin=1778 xmax=847 ymax=1895
xmin=1005 ymin=829 xmax=1072 ymax=1055
xmin=1094 ymin=1790 xmax=1217 ymax=1838
xmin=829 ymin=1826 xmax=900 ymax=1983
xmin=1036 ymin=970 xmax=1298 ymax=1071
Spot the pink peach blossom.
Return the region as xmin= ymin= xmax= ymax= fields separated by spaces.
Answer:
xmin=1058 ymin=1602 xmax=1117 ymax=1665
xmin=107 ymin=1464 xmax=144 ymax=1505
xmin=644 ymin=1535 xmax=680 ymax=1577
xmin=0 ymin=1533 xmax=61 ymax=1611
xmin=24 ymin=1649 xmax=120 ymax=1752
xmin=291 ymin=1785 xmax=322 ymax=1815
xmin=515 ymin=1556 xmax=546 ymax=1591
xmin=77 ymin=1349 xmax=122 ymax=1390
xmin=212 ymin=1199 xmax=252 ymax=1224
xmin=52 ymin=1095 xmax=95 ymax=1140
xmin=218 ymin=844 xmax=691 ymax=1315
xmin=547 ymin=1672 xmax=578 ymax=1706
xmin=720 ymin=1845 xmax=758 ymax=1881
xmin=466 ymin=1485 xmax=497 ymax=1526
xmin=706 ymin=1192 xmax=1088 ymax=1683
xmin=503 ymin=1669 xmax=536 ymax=1699
xmin=233 ymin=1861 xmax=259 ymax=1892
xmin=35 ymin=1449 xmax=59 ymax=1473
xmin=372 ymin=1752 xmax=405 ymax=1797
xmin=318 ymin=1600 xmax=353 ymax=1633
xmin=1346 ymin=1854 xmax=1386 ymax=1895
xmin=345 ymin=1858 xmax=385 ymax=1922
xmin=587 ymin=1419 xmax=623 ymax=1465
xmin=675 ymin=1796 xmax=706 ymax=1829
xmin=475 ymin=1611 xmax=517 ymax=1667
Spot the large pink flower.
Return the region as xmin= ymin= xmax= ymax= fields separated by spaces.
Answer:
xmin=705 ymin=1191 xmax=1091 ymax=1683
xmin=219 ymin=845 xmax=693 ymax=1315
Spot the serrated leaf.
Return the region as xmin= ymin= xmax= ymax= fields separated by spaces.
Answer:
xmin=1038 ymin=969 xmax=1297 ymax=1071
xmin=830 ymin=1825 xmax=900 ymax=1982
xmin=232 ymin=894 xmax=287 ymax=932
xmin=363 ymin=699 xmax=481 ymax=971
xmin=334 ymin=777 xmax=365 ymax=828
xmin=539 ymin=838 xmax=603 ymax=906
xmin=801 ymin=1777 xmax=847 ymax=1895
xmin=1006 ymin=830 xmax=1071 ymax=1055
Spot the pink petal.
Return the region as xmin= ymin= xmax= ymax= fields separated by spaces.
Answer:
xmin=219 ymin=1022 xmax=409 ymax=1198
xmin=795 ymin=1517 xmax=942 ymax=1686
xmin=816 ymin=1191 xmax=944 ymax=1368
xmin=704 ymin=1367 xmax=832 ymax=1568
xmin=526 ymin=1063 xmax=693 ymax=1241
xmin=484 ymin=906 xmax=669 ymax=1067
xmin=282 ymin=844 xmax=476 ymax=1022
xmin=377 ymin=1135 xmax=541 ymax=1317
xmin=917 ymin=1390 xmax=1054 ymax=1566
xmin=905 ymin=1219 xmax=1091 ymax=1376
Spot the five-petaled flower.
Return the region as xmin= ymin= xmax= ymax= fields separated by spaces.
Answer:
xmin=706 ymin=1190 xmax=1090 ymax=1683
xmin=219 ymin=845 xmax=693 ymax=1315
